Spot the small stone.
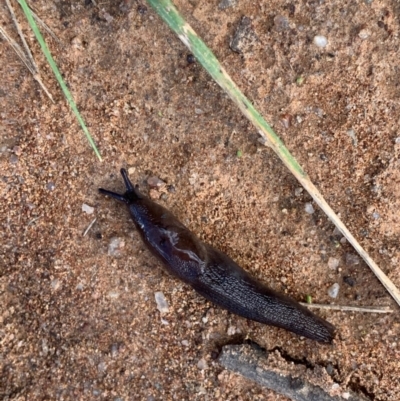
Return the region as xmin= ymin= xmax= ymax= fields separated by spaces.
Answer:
xmin=46 ymin=182 xmax=55 ymax=191
xmin=274 ymin=15 xmax=289 ymax=32
xmin=110 ymin=343 xmax=119 ymax=357
xmin=343 ymin=276 xmax=356 ymax=287
xmin=345 ymin=253 xmax=360 ymax=266
xmin=128 ymin=166 xmax=136 ymax=175
xmin=76 ymin=283 xmax=84 ymax=291
xmin=197 ymin=358 xmax=208 ymax=370
xmin=108 ymin=291 xmax=120 ymax=299
xmin=346 ymin=129 xmax=358 ymax=146
xmin=328 ymin=257 xmax=340 ymax=270
xmin=147 ymin=176 xmax=165 ymax=189
xmin=227 ymin=326 xmax=237 ymax=335
xmin=230 ymin=16 xmax=259 ymax=54
xmin=294 ymin=187 xmax=303 ymax=197
xmin=358 ymin=29 xmax=371 ymax=39
xmin=305 ymin=202 xmax=315 ymax=214
xmin=181 ymin=340 xmax=189 ymax=346
xmin=155 ymin=291 xmax=169 ymax=314
xmin=395 ymin=137 xmax=400 ymax=144
xmin=313 ymin=35 xmax=328 ymax=48
xmin=108 ymin=237 xmax=125 ymax=257
xmin=82 ymin=203 xmax=95 ymax=214
xmin=195 ymin=108 xmax=203 ymax=115
xmin=328 ymin=283 xmax=340 ymax=298
xmin=372 ymin=211 xmax=380 ymax=220
xmin=279 ymin=113 xmax=292 ymax=129
xmin=9 ymin=154 xmax=18 ymax=164
xmin=71 ymin=36 xmax=83 ymax=50
xmin=218 ymin=0 xmax=238 ymax=9
xmin=51 ymin=279 xmax=61 ymax=291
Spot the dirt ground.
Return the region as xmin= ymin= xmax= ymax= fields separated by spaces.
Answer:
xmin=1 ymin=0 xmax=400 ymax=400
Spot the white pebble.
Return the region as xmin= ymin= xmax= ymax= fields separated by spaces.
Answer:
xmin=313 ymin=35 xmax=328 ymax=48
xmin=181 ymin=340 xmax=189 ymax=346
xmin=155 ymin=291 xmax=169 ymax=314
xmin=197 ymin=358 xmax=208 ymax=370
xmin=294 ymin=187 xmax=303 ymax=197
xmin=51 ymin=279 xmax=61 ymax=291
xmin=328 ymin=283 xmax=340 ymax=298
xmin=82 ymin=203 xmax=94 ymax=214
xmin=108 ymin=237 xmax=125 ymax=257
xmin=305 ymin=202 xmax=315 ymax=214
xmin=227 ymin=326 xmax=237 ymax=336
xmin=328 ymin=257 xmax=340 ymax=270
xmin=358 ymin=29 xmax=370 ymax=40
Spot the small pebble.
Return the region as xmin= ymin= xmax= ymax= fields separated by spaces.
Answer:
xmin=195 ymin=108 xmax=203 ymax=115
xmin=76 ymin=283 xmax=84 ymax=291
xmin=395 ymin=137 xmax=400 ymax=144
xmin=82 ymin=203 xmax=95 ymax=214
xmin=181 ymin=340 xmax=189 ymax=347
xmin=51 ymin=279 xmax=61 ymax=291
xmin=372 ymin=211 xmax=380 ymax=220
xmin=274 ymin=15 xmax=289 ymax=32
xmin=186 ymin=54 xmax=195 ymax=64
xmin=197 ymin=358 xmax=208 ymax=370
xmin=9 ymin=154 xmax=18 ymax=164
xmin=147 ymin=176 xmax=165 ymax=189
xmin=227 ymin=326 xmax=236 ymax=335
xmin=154 ymin=291 xmax=169 ymax=314
xmin=358 ymin=29 xmax=371 ymax=39
xmin=304 ymin=202 xmax=315 ymax=214
xmin=345 ymin=253 xmax=360 ymax=266
xmin=111 ymin=343 xmax=120 ymax=357
xmin=313 ymin=35 xmax=328 ymax=48
xmin=328 ymin=283 xmax=340 ymax=298
xmin=46 ymin=182 xmax=56 ymax=191
xmin=294 ymin=187 xmax=303 ymax=197
xmin=347 ymin=129 xmax=358 ymax=146
xmin=343 ymin=276 xmax=356 ymax=287
xmin=328 ymin=257 xmax=340 ymax=270
xmin=218 ymin=0 xmax=237 ymax=9
xmin=108 ymin=237 xmax=125 ymax=257
xmin=108 ymin=291 xmax=120 ymax=299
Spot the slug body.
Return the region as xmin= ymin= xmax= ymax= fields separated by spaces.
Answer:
xmin=99 ymin=169 xmax=335 ymax=343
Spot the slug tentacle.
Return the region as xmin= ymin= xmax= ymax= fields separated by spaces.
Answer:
xmin=100 ymin=169 xmax=336 ymax=343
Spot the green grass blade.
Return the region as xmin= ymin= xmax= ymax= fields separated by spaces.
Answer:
xmin=18 ymin=0 xmax=102 ymax=161
xmin=146 ymin=0 xmax=400 ymax=307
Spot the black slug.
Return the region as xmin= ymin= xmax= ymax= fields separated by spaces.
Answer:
xmin=99 ymin=169 xmax=335 ymax=343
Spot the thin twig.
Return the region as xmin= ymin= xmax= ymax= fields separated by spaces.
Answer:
xmin=145 ymin=0 xmax=400 ymax=309
xmin=300 ymin=302 xmax=393 ymax=314
xmin=83 ymin=218 xmax=97 ymax=237
xmin=6 ymin=0 xmax=37 ymax=71
xmin=0 ymin=26 xmax=34 ymax=73
xmin=4 ymin=0 xmax=54 ymax=102
xmin=23 ymin=2 xmax=62 ymax=45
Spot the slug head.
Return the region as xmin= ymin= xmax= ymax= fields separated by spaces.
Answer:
xmin=99 ymin=168 xmax=142 ymax=203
